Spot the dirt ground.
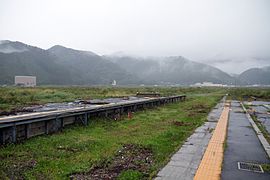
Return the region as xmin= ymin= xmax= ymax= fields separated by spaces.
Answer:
xmin=70 ymin=144 xmax=154 ymax=180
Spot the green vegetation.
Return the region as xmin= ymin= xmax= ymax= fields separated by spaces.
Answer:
xmin=250 ymin=114 xmax=270 ymax=144
xmin=4 ymin=86 xmax=270 ymax=114
xmin=228 ymin=87 xmax=270 ymax=101
xmin=262 ymin=164 xmax=270 ymax=173
xmin=118 ymin=170 xmax=143 ymax=180
xmin=2 ymin=86 xmax=270 ymax=179
xmin=0 ymin=91 xmax=222 ymax=179
xmin=0 ymin=86 xmax=223 ymax=112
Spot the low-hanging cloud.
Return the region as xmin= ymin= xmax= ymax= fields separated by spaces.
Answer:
xmin=0 ymin=0 xmax=269 ymax=74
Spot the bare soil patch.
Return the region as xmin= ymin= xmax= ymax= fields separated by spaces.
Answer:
xmin=172 ymin=120 xmax=193 ymax=126
xmin=70 ymin=144 xmax=154 ymax=180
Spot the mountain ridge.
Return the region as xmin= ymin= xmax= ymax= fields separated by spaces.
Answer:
xmin=0 ymin=40 xmax=269 ymax=85
xmin=238 ymin=66 xmax=270 ymax=85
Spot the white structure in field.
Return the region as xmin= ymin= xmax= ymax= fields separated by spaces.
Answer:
xmin=112 ymin=80 xmax=117 ymax=86
xmin=15 ymin=76 xmax=36 ymax=87
xmin=193 ymin=82 xmax=227 ymax=87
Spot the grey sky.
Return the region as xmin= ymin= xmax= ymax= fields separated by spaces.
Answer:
xmin=1 ymin=0 xmax=270 ymax=74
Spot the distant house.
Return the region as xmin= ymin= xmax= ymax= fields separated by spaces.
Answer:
xmin=15 ymin=76 xmax=36 ymax=87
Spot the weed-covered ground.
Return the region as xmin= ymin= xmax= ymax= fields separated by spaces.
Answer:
xmin=0 ymin=94 xmax=222 ymax=179
xmin=1 ymin=86 xmax=270 ymax=179
xmin=0 ymin=86 xmax=223 ymax=112
xmin=228 ymin=87 xmax=270 ymax=101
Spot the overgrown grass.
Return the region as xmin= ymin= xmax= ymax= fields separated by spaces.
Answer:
xmin=242 ymin=101 xmax=270 ymax=144
xmin=250 ymin=114 xmax=270 ymax=144
xmin=0 ymin=86 xmax=224 ymax=112
xmin=0 ymin=94 xmax=222 ymax=179
xmin=1 ymin=86 xmax=269 ymax=112
xmin=118 ymin=170 xmax=143 ymax=180
xmin=228 ymin=87 xmax=270 ymax=101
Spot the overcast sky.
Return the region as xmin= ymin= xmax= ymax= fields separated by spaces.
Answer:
xmin=1 ymin=0 xmax=270 ymax=73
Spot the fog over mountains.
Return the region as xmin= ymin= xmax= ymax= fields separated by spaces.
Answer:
xmin=0 ymin=40 xmax=269 ymax=86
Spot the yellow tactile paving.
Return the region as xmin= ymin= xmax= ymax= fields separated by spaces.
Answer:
xmin=194 ymin=102 xmax=230 ymax=180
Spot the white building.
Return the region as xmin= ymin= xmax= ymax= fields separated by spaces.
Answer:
xmin=112 ymin=80 xmax=117 ymax=86
xmin=193 ymin=82 xmax=226 ymax=87
xmin=15 ymin=76 xmax=36 ymax=87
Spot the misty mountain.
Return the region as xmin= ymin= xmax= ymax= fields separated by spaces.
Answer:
xmin=0 ymin=40 xmax=269 ymax=86
xmin=0 ymin=42 xmax=74 ymax=85
xmin=48 ymin=45 xmax=139 ymax=85
xmin=0 ymin=41 xmax=139 ymax=85
xmin=105 ymin=56 xmax=235 ymax=85
xmin=0 ymin=40 xmax=37 ymax=53
xmin=239 ymin=66 xmax=270 ymax=85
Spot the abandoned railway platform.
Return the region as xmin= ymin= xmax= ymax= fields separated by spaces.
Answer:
xmin=0 ymin=95 xmax=186 ymax=145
